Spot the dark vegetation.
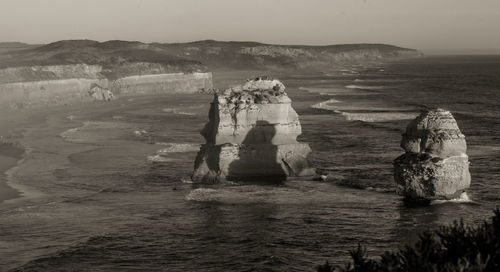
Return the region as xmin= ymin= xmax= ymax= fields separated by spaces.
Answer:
xmin=318 ymin=209 xmax=500 ymax=272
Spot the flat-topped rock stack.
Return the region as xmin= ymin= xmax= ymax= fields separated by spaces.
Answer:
xmin=394 ymin=108 xmax=471 ymax=202
xmin=192 ymin=77 xmax=315 ymax=183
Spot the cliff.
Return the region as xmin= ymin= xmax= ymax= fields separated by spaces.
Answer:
xmin=0 ymin=39 xmax=420 ymax=108
xmin=0 ymin=40 xmax=213 ymax=108
xmin=0 ymin=65 xmax=212 ymax=109
xmin=155 ymin=40 xmax=422 ymax=70
xmin=192 ymin=77 xmax=315 ymax=183
xmin=394 ymin=109 xmax=471 ymax=202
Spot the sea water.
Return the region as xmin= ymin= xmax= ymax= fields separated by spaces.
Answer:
xmin=1 ymin=56 xmax=500 ymax=271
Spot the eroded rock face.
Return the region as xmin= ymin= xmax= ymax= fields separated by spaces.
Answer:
xmin=394 ymin=109 xmax=471 ymax=202
xmin=192 ymin=77 xmax=315 ymax=183
xmin=89 ymin=83 xmax=115 ymax=101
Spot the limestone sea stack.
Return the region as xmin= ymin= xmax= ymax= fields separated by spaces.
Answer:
xmin=394 ymin=108 xmax=471 ymax=202
xmin=192 ymin=77 xmax=315 ymax=183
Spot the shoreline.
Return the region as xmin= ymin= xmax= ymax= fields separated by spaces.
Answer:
xmin=0 ymin=141 xmax=25 ymax=203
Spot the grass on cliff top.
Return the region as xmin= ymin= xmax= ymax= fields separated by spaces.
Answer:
xmin=318 ymin=209 xmax=500 ymax=272
xmin=0 ymin=39 xmax=419 ymax=71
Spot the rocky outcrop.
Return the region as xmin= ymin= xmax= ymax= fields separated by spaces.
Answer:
xmin=192 ymin=77 xmax=315 ymax=183
xmin=394 ymin=109 xmax=471 ymax=202
xmin=89 ymin=83 xmax=115 ymax=101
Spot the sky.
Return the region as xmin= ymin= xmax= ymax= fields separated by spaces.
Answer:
xmin=1 ymin=0 xmax=499 ymax=54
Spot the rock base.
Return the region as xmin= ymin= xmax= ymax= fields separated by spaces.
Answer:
xmin=192 ymin=143 xmax=315 ymax=183
xmin=394 ymin=151 xmax=471 ymax=201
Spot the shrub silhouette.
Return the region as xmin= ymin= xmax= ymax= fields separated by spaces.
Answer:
xmin=318 ymin=209 xmax=500 ymax=272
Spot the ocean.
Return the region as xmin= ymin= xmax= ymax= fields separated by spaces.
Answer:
xmin=1 ymin=56 xmax=500 ymax=271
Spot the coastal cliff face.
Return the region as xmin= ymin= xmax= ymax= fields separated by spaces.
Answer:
xmin=0 ymin=40 xmax=420 ymax=109
xmin=192 ymin=77 xmax=315 ymax=183
xmin=111 ymin=72 xmax=212 ymax=95
xmin=0 ymin=40 xmax=212 ymax=109
xmin=0 ymin=64 xmax=212 ymax=109
xmin=394 ymin=109 xmax=471 ymax=202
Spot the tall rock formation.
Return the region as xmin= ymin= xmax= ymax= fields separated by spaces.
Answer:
xmin=192 ymin=77 xmax=315 ymax=183
xmin=394 ymin=109 xmax=471 ymax=202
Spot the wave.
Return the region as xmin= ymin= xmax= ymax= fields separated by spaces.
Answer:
xmin=162 ymin=108 xmax=197 ymax=116
xmin=146 ymin=154 xmax=176 ymax=163
xmin=432 ymin=192 xmax=474 ymax=205
xmin=133 ymin=129 xmax=149 ymax=137
xmin=311 ymin=99 xmax=341 ymax=111
xmin=185 ymin=188 xmax=222 ymax=201
xmin=345 ymin=85 xmax=387 ymax=90
xmin=338 ymin=111 xmax=418 ymax=122
xmin=60 ymin=121 xmax=132 ymax=143
xmin=155 ymin=143 xmax=200 ymax=154
xmin=60 ymin=127 xmax=80 ymax=140
xmin=299 ymin=86 xmax=370 ymax=96
xmin=147 ymin=143 xmax=200 ymax=163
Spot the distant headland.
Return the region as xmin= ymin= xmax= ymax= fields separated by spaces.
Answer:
xmin=0 ymin=40 xmax=421 ymax=109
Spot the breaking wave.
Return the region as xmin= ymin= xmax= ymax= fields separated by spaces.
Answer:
xmin=155 ymin=143 xmax=200 ymax=153
xmin=338 ymin=111 xmax=418 ymax=122
xmin=162 ymin=108 xmax=197 ymax=116
xmin=147 ymin=143 xmax=200 ymax=163
xmin=432 ymin=192 xmax=474 ymax=205
xmin=146 ymin=155 xmax=176 ymax=163
xmin=345 ymin=85 xmax=387 ymax=90
xmin=311 ymin=99 xmax=341 ymax=111
xmin=185 ymin=188 xmax=222 ymax=201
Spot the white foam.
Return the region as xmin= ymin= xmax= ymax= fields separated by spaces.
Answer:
xmin=146 ymin=155 xmax=175 ymax=163
xmin=60 ymin=127 xmax=79 ymax=139
xmin=176 ymin=111 xmax=196 ymax=116
xmin=180 ymin=178 xmax=193 ymax=184
xmin=345 ymin=85 xmax=387 ymax=90
xmin=162 ymin=108 xmax=196 ymax=116
xmin=339 ymin=111 xmax=418 ymax=122
xmin=60 ymin=121 xmax=132 ymax=143
xmin=155 ymin=143 xmax=200 ymax=153
xmin=311 ymin=99 xmax=341 ymax=111
xmin=432 ymin=192 xmax=472 ymax=204
xmin=147 ymin=143 xmax=200 ymax=163
xmin=185 ymin=188 xmax=221 ymax=201
xmin=134 ymin=129 xmax=148 ymax=136
xmin=299 ymin=86 xmax=367 ymax=96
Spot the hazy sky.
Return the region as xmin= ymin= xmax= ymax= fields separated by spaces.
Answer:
xmin=1 ymin=0 xmax=500 ymax=54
